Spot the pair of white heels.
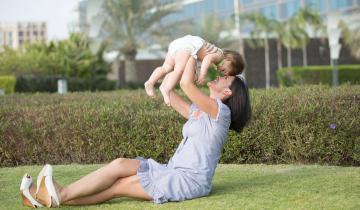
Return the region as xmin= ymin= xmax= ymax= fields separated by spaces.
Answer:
xmin=19 ymin=164 xmax=61 ymax=208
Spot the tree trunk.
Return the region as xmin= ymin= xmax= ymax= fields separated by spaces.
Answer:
xmin=287 ymin=46 xmax=292 ymax=67
xmin=124 ymin=51 xmax=137 ymax=84
xmin=264 ymin=38 xmax=270 ymax=89
xmin=302 ymin=44 xmax=308 ymax=66
xmin=277 ymin=40 xmax=283 ymax=70
xmin=112 ymin=57 xmax=122 ymax=88
xmin=239 ymin=39 xmax=246 ymax=80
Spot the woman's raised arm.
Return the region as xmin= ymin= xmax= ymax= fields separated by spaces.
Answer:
xmin=179 ymin=58 xmax=218 ymax=119
xmin=161 ymin=73 xmax=190 ymax=119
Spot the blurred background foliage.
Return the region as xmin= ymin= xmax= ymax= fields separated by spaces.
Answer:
xmin=0 ymin=33 xmax=110 ymax=78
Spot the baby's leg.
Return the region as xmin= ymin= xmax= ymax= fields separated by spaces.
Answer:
xmin=144 ymin=53 xmax=174 ymax=97
xmin=160 ymin=51 xmax=191 ymax=106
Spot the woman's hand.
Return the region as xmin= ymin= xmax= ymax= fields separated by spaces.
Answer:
xmin=180 ymin=58 xmax=218 ymax=119
xmin=204 ymin=42 xmax=217 ymax=54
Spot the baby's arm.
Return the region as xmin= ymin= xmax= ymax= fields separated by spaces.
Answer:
xmin=198 ymin=53 xmax=222 ymax=85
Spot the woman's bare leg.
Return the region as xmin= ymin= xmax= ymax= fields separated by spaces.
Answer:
xmin=63 ymin=175 xmax=151 ymax=206
xmin=160 ymin=51 xmax=191 ymax=106
xmin=145 ymin=53 xmax=174 ymax=97
xmin=59 ymin=158 xmax=140 ymax=203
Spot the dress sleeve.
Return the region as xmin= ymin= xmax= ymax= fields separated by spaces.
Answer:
xmin=188 ymin=103 xmax=198 ymax=117
xmin=213 ymin=99 xmax=231 ymax=124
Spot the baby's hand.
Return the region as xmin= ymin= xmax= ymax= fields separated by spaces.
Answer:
xmin=197 ymin=77 xmax=206 ymax=86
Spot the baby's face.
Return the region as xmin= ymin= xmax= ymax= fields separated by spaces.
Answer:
xmin=217 ymin=60 xmax=233 ymax=76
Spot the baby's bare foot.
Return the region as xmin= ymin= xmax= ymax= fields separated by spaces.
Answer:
xmin=144 ymin=81 xmax=155 ymax=98
xmin=160 ymin=86 xmax=171 ymax=106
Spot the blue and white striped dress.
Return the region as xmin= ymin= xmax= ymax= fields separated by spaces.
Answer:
xmin=136 ymin=99 xmax=231 ymax=203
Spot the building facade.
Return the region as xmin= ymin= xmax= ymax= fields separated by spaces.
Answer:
xmin=162 ymin=0 xmax=359 ymax=36
xmin=77 ymin=0 xmax=360 ymax=87
xmin=0 ymin=22 xmax=47 ymax=51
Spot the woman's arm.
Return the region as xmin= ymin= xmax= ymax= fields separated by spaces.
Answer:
xmin=162 ymin=70 xmax=191 ymax=119
xmin=180 ymin=57 xmax=218 ymax=119
xmin=168 ymin=90 xmax=190 ymax=119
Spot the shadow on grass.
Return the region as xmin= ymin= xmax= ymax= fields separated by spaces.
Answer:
xmin=210 ymin=167 xmax=321 ymax=197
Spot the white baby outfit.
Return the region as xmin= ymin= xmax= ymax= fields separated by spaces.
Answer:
xmin=168 ymin=35 xmax=205 ymax=59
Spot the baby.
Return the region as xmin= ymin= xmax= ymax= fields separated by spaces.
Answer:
xmin=145 ymin=35 xmax=245 ymax=105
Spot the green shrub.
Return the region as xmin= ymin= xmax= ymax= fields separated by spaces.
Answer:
xmin=277 ymin=65 xmax=360 ymax=86
xmin=0 ymin=85 xmax=359 ymax=167
xmin=0 ymin=76 xmax=16 ymax=94
xmin=0 ymin=33 xmax=110 ymax=78
xmin=15 ymin=75 xmax=116 ymax=92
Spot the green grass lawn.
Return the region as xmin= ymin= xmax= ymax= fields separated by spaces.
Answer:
xmin=1 ymin=164 xmax=359 ymax=210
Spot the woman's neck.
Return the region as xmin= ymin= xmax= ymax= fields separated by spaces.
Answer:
xmin=210 ymin=93 xmax=222 ymax=101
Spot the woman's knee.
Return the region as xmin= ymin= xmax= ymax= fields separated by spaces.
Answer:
xmin=109 ymin=158 xmax=127 ymax=168
xmin=108 ymin=158 xmax=140 ymax=175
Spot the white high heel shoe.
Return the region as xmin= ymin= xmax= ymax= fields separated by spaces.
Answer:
xmin=36 ymin=164 xmax=60 ymax=208
xmin=19 ymin=174 xmax=44 ymax=208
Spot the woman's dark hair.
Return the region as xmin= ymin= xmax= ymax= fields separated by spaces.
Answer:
xmin=223 ymin=76 xmax=251 ymax=132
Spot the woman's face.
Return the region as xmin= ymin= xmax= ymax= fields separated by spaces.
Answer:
xmin=207 ymin=76 xmax=235 ymax=98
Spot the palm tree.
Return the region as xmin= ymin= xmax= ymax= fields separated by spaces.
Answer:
xmin=343 ymin=27 xmax=360 ymax=59
xmin=339 ymin=9 xmax=360 ymax=59
xmin=282 ymin=17 xmax=306 ymax=68
xmin=196 ymin=14 xmax=238 ymax=49
xmin=240 ymin=13 xmax=273 ymax=89
xmin=100 ymin=0 xmax=179 ymax=85
xmin=272 ymin=20 xmax=286 ymax=70
xmin=292 ymin=8 xmax=323 ymax=66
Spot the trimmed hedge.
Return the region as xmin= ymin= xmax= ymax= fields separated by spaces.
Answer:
xmin=0 ymin=76 xmax=16 ymax=94
xmin=277 ymin=65 xmax=360 ymax=86
xmin=15 ymin=75 xmax=116 ymax=92
xmin=0 ymin=85 xmax=359 ymax=167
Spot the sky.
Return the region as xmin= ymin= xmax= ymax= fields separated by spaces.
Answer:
xmin=0 ymin=0 xmax=81 ymax=40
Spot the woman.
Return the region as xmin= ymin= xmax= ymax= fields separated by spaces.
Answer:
xmin=19 ymin=55 xmax=251 ymax=208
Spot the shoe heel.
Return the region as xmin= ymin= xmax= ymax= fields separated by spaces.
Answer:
xmin=20 ymin=174 xmax=43 ymax=208
xmin=36 ymin=176 xmax=52 ymax=207
xmin=45 ymin=175 xmax=60 ymax=207
xmin=20 ymin=190 xmax=34 ymax=208
xmin=36 ymin=164 xmax=50 ymax=194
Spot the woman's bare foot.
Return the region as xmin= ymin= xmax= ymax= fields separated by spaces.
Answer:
xmin=144 ymin=81 xmax=156 ymax=98
xmin=159 ymin=85 xmax=170 ymax=106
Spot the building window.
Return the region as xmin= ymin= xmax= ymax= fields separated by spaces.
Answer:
xmin=217 ymin=0 xmax=234 ymax=12
xmin=260 ymin=5 xmax=277 ymax=19
xmin=305 ymin=0 xmax=325 ymax=13
xmin=19 ymin=31 xmax=24 ymax=37
xmin=280 ymin=1 xmax=300 ymax=19
xmin=240 ymin=0 xmax=253 ymax=5
xmin=331 ymin=0 xmax=353 ymax=10
xmin=33 ymin=31 xmax=38 ymax=36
